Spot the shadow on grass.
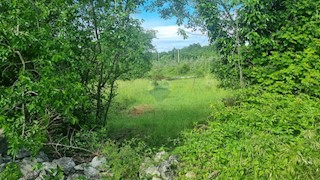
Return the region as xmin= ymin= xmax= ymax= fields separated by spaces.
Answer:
xmin=149 ymin=86 xmax=170 ymax=102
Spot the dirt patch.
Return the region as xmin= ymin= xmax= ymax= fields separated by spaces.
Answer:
xmin=129 ymin=104 xmax=155 ymax=116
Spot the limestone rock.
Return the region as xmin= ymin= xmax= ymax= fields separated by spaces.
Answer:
xmin=84 ymin=166 xmax=100 ymax=179
xmin=74 ymin=163 xmax=88 ymax=171
xmin=145 ymin=165 xmax=161 ymax=177
xmin=19 ymin=158 xmax=37 ymax=180
xmin=154 ymin=151 xmax=166 ymax=162
xmin=90 ymin=156 xmax=106 ymax=169
xmin=36 ymin=151 xmax=49 ymax=163
xmin=53 ymin=157 xmax=76 ymax=175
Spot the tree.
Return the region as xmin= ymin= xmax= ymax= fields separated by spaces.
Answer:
xmin=240 ymin=0 xmax=320 ymax=96
xmin=151 ymin=0 xmax=320 ymax=93
xmin=151 ymin=0 xmax=244 ymax=87
xmin=0 ymin=0 xmax=154 ymax=155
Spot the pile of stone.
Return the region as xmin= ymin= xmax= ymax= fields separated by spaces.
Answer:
xmin=0 ymin=130 xmax=179 ymax=179
xmin=0 ymin=150 xmax=109 ymax=180
xmin=140 ymin=151 xmax=178 ymax=180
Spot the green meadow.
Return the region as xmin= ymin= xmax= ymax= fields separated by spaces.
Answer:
xmin=108 ymin=76 xmax=229 ymax=147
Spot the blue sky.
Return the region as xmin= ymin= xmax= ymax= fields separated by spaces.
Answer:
xmin=134 ymin=10 xmax=209 ymax=52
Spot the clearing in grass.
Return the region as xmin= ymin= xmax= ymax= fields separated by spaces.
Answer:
xmin=108 ymin=76 xmax=229 ymax=147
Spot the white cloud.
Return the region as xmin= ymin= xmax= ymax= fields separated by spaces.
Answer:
xmin=146 ymin=25 xmax=209 ymax=52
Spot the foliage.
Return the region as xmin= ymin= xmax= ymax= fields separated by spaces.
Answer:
xmin=102 ymin=139 xmax=152 ymax=179
xmin=174 ymin=90 xmax=320 ymax=179
xmin=0 ymin=162 xmax=22 ymax=179
xmin=0 ymin=0 xmax=154 ymax=156
xmin=240 ymin=0 xmax=320 ymax=97
xmin=153 ymin=44 xmax=215 ymax=62
xmin=148 ymin=45 xmax=216 ymax=79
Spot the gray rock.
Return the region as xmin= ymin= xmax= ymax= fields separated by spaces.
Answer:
xmin=0 ymin=163 xmax=6 ymax=172
xmin=67 ymin=173 xmax=86 ymax=180
xmin=36 ymin=151 xmax=49 ymax=162
xmin=159 ymin=162 xmax=172 ymax=180
xmin=20 ymin=158 xmax=38 ymax=180
xmin=154 ymin=151 xmax=166 ymax=162
xmin=53 ymin=157 xmax=76 ymax=175
xmin=168 ymin=155 xmax=178 ymax=163
xmin=145 ymin=165 xmax=161 ymax=177
xmin=158 ymin=155 xmax=178 ymax=180
xmin=143 ymin=154 xmax=178 ymax=180
xmin=74 ymin=163 xmax=88 ymax=171
xmin=42 ymin=161 xmax=58 ymax=171
xmin=84 ymin=166 xmax=100 ymax=179
xmin=2 ymin=155 xmax=11 ymax=163
xmin=90 ymin=156 xmax=106 ymax=168
xmin=35 ymin=170 xmax=47 ymax=180
xmin=16 ymin=149 xmax=30 ymax=159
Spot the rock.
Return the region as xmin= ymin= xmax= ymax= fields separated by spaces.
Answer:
xmin=35 ymin=170 xmax=47 ymax=180
xmin=53 ymin=157 xmax=75 ymax=175
xmin=158 ymin=155 xmax=178 ymax=180
xmin=168 ymin=155 xmax=178 ymax=163
xmin=90 ymin=156 xmax=106 ymax=169
xmin=159 ymin=161 xmax=172 ymax=180
xmin=154 ymin=151 xmax=166 ymax=162
xmin=0 ymin=163 xmax=6 ymax=172
xmin=16 ymin=149 xmax=30 ymax=159
xmin=36 ymin=151 xmax=49 ymax=163
xmin=84 ymin=166 xmax=100 ymax=179
xmin=74 ymin=163 xmax=88 ymax=171
xmin=2 ymin=155 xmax=12 ymax=163
xmin=20 ymin=158 xmax=38 ymax=180
xmin=145 ymin=165 xmax=161 ymax=177
xmin=67 ymin=173 xmax=86 ymax=180
xmin=42 ymin=162 xmax=58 ymax=171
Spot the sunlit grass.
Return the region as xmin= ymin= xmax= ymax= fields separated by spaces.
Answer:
xmin=108 ymin=76 xmax=229 ymax=147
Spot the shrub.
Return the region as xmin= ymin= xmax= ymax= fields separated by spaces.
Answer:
xmin=178 ymin=64 xmax=191 ymax=75
xmin=0 ymin=163 xmax=22 ymax=179
xmin=102 ymin=139 xmax=153 ymax=179
xmin=174 ymin=90 xmax=320 ymax=179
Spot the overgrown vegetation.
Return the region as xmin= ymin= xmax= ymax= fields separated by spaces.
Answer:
xmin=1 ymin=0 xmax=320 ymax=179
xmin=153 ymin=0 xmax=320 ymax=178
xmin=0 ymin=0 xmax=153 ymax=156
xmin=148 ymin=45 xmax=217 ymax=79
xmin=175 ymin=90 xmax=320 ymax=178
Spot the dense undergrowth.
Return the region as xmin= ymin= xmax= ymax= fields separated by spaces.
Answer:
xmin=1 ymin=0 xmax=320 ymax=179
xmin=174 ymin=89 xmax=320 ymax=179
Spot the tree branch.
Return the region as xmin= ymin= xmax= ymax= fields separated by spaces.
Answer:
xmin=44 ymin=143 xmax=96 ymax=155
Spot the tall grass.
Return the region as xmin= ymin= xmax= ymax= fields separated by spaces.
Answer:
xmin=108 ymin=76 xmax=229 ymax=147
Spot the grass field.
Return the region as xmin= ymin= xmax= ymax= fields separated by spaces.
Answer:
xmin=108 ymin=76 xmax=229 ymax=147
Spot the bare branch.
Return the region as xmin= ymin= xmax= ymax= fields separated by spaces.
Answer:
xmin=44 ymin=143 xmax=96 ymax=154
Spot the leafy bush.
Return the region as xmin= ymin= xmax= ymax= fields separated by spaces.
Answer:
xmin=174 ymin=90 xmax=320 ymax=179
xmin=0 ymin=163 xmax=22 ymax=179
xmin=178 ymin=64 xmax=190 ymax=74
xmin=102 ymin=139 xmax=153 ymax=179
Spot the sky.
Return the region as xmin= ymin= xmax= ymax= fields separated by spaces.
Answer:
xmin=134 ymin=10 xmax=209 ymax=52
